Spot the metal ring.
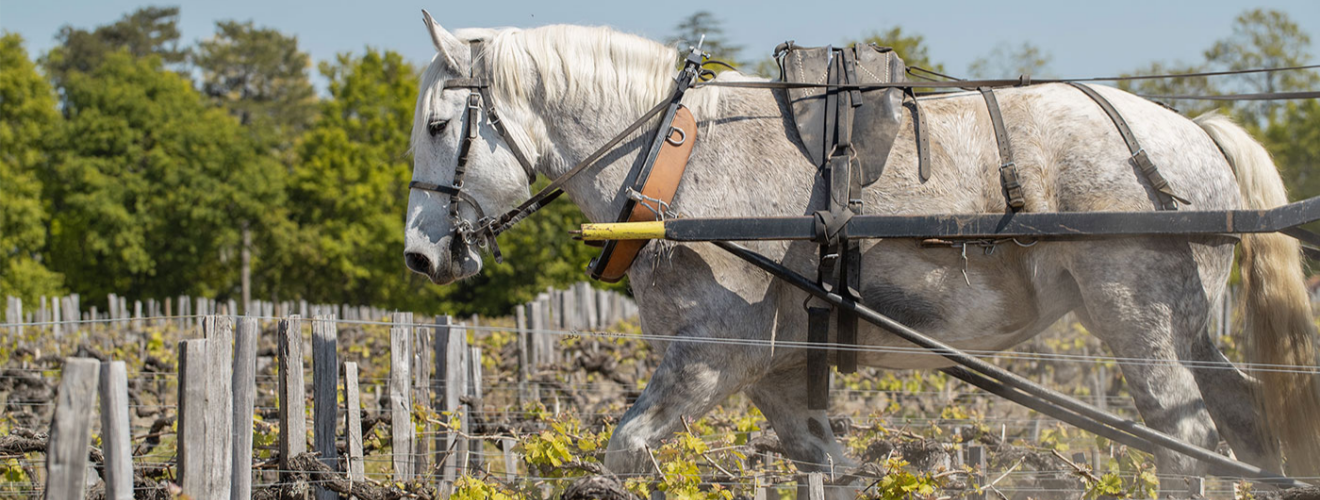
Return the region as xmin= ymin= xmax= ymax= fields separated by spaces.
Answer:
xmin=452 ymin=180 xmax=464 ymax=189
xmin=666 ymin=126 xmax=686 ymax=146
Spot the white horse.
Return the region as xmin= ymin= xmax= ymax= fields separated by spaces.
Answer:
xmin=402 ymin=16 xmax=1320 ymax=489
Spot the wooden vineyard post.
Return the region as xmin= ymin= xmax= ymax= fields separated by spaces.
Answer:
xmin=178 ymin=339 xmax=210 ymax=498
xmin=440 ymin=319 xmax=470 ymax=486
xmin=52 ymin=295 xmax=62 ymax=337
xmin=313 ymin=315 xmax=339 ymax=500
xmin=969 ymin=445 xmax=987 ymax=500
xmin=467 ymin=346 xmax=484 ymax=471
xmin=413 ymin=313 xmax=431 ymax=477
xmin=431 ymin=314 xmax=452 ymax=491
xmin=345 ymin=362 xmax=366 ymax=488
xmin=278 ymin=316 xmax=307 ymax=492
xmin=806 ymin=473 xmax=824 ymax=500
xmin=203 ymin=316 xmax=234 ymax=499
xmin=515 ymin=305 xmax=529 ymax=406
xmin=563 ymin=287 xmax=577 ymax=331
xmin=502 ymin=437 xmax=517 ymax=482
xmin=45 ymin=358 xmax=99 ymax=499
xmin=529 ymin=301 xmax=544 ymax=400
xmin=1188 ymin=476 xmax=1205 ymax=497
xmin=100 ymin=360 xmax=132 ymax=500
xmin=232 ymin=316 xmax=258 ymax=500
xmin=390 ymin=316 xmax=414 ymax=481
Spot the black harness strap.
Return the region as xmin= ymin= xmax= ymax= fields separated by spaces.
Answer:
xmin=1068 ymin=83 xmax=1189 ymax=210
xmin=979 ymin=87 xmax=1026 ymax=211
xmin=904 ymin=88 xmax=932 ymax=182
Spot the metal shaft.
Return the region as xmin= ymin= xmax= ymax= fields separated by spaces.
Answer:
xmin=714 ymin=240 xmax=1308 ymax=489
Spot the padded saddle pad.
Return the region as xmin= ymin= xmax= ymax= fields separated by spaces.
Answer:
xmin=780 ymin=43 xmax=907 ymax=186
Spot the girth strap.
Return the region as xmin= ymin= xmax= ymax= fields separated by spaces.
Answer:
xmin=1067 ymin=83 xmax=1189 ymax=210
xmin=979 ymin=87 xmax=1026 ymax=211
xmin=905 ymin=88 xmax=932 ymax=182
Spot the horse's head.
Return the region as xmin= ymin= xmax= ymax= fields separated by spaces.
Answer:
xmin=404 ymin=12 xmax=538 ymax=284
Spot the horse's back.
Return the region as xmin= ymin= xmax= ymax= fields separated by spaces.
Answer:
xmin=872 ymin=83 xmax=1241 ymax=216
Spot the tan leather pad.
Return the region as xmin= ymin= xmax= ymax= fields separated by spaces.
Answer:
xmin=596 ymin=105 xmax=697 ymax=282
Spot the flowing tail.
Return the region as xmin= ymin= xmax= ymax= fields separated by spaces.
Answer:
xmin=1197 ymin=112 xmax=1320 ymax=476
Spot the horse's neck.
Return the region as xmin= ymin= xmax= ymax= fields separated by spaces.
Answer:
xmin=534 ymin=80 xmax=821 ymax=224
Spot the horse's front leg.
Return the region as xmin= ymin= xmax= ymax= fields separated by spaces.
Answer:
xmin=603 ymin=337 xmax=755 ymax=475
xmin=745 ymin=364 xmax=858 ymax=500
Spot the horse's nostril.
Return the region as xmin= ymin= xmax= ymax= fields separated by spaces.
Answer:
xmin=405 ymin=252 xmax=433 ymax=276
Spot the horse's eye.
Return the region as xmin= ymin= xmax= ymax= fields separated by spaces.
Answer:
xmin=428 ymin=119 xmax=450 ymax=137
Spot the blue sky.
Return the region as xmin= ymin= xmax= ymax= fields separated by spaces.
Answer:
xmin=3 ymin=0 xmax=1317 ymax=87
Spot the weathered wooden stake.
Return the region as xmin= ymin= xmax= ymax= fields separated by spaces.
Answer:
xmin=203 ymin=316 xmax=235 ymax=499
xmin=502 ymin=437 xmax=517 ymax=482
xmin=100 ymin=361 xmax=132 ymax=500
xmin=413 ymin=313 xmax=431 ymax=477
xmin=430 ymin=314 xmax=452 ymax=490
xmin=45 ymin=358 xmax=99 ymax=500
xmin=278 ymin=316 xmax=307 ymax=490
xmin=390 ymin=318 xmax=414 ymax=480
xmin=232 ymin=317 xmax=258 ymax=500
xmin=807 ymin=473 xmax=825 ymax=500
xmin=345 ymin=362 xmax=366 ymax=487
xmin=467 ymin=345 xmax=484 ymax=470
xmin=313 ymin=315 xmax=339 ymax=500
xmin=515 ymin=306 xmax=529 ymax=405
xmin=178 ymin=339 xmax=210 ymax=498
xmin=969 ymin=445 xmax=987 ymax=500
xmin=441 ymin=320 xmax=469 ymax=484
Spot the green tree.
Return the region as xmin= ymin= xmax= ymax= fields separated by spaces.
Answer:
xmin=0 ymin=33 xmax=64 ymax=303
xmin=967 ymin=41 xmax=1052 ymax=79
xmin=1117 ymin=61 xmax=1221 ymax=116
xmin=1205 ymin=9 xmax=1317 ymax=126
xmin=193 ymin=20 xmax=317 ymax=150
xmin=282 ymin=49 xmax=433 ymax=308
xmin=671 ymin=11 xmax=743 ymax=67
xmin=42 ymin=6 xmax=189 ymax=93
xmin=43 ymin=49 xmax=279 ymax=303
xmin=857 ymin=26 xmax=943 ymax=74
xmin=1267 ymin=100 xmax=1320 ymax=200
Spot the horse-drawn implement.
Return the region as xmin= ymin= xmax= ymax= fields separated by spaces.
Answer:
xmin=404 ymin=14 xmax=1320 ymax=494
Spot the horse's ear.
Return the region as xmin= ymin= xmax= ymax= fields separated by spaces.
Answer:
xmin=422 ymin=9 xmax=465 ymax=70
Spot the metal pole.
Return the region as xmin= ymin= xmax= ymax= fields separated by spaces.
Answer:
xmin=714 ymin=241 xmax=1308 ymax=489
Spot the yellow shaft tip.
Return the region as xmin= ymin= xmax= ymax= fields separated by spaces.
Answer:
xmin=576 ymin=221 xmax=666 ymax=241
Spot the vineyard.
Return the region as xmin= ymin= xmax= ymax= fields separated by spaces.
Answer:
xmin=0 ymin=287 xmax=1302 ymax=499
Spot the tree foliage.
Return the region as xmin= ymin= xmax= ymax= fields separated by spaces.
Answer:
xmin=42 ymin=49 xmax=277 ymax=301
xmin=1205 ymin=8 xmax=1318 ymax=125
xmin=0 ymin=34 xmax=64 ymax=303
xmin=281 ymin=48 xmax=431 ymax=308
xmin=967 ymin=41 xmax=1052 ymax=79
xmin=42 ymin=6 xmax=188 ymax=93
xmin=671 ymin=11 xmax=743 ymax=67
xmin=1115 ymin=61 xmax=1221 ymax=117
xmin=194 ymin=20 xmax=317 ymax=150
xmin=857 ymin=26 xmax=943 ymax=74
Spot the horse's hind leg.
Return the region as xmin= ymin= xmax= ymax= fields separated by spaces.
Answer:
xmin=744 ymin=365 xmax=857 ymax=500
xmin=1069 ymin=239 xmax=1221 ymax=477
xmin=1186 ymin=332 xmax=1282 ymax=472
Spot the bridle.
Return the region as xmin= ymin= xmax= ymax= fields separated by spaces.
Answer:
xmin=409 ymin=39 xmax=698 ymax=264
xmin=409 ymin=40 xmax=539 ymax=262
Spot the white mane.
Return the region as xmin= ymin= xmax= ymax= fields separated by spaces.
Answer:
xmin=412 ymin=24 xmax=725 ymax=168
